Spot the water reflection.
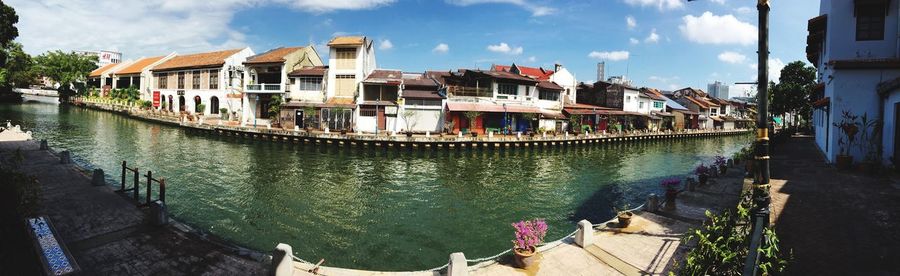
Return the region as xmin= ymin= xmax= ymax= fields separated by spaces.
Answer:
xmin=0 ymin=101 xmax=753 ymax=270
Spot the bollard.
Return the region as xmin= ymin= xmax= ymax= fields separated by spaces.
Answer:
xmin=646 ymin=194 xmax=659 ymax=212
xmin=59 ymin=150 xmax=71 ymax=164
xmin=149 ymin=200 xmax=168 ymax=226
xmin=575 ymin=220 xmax=593 ymax=247
xmin=487 ymin=131 xmax=493 ymax=138
xmin=425 ymin=131 xmax=431 ymax=138
xmin=39 ymin=139 xmax=48 ymax=150
xmin=448 ymin=252 xmax=468 ymax=276
xmin=293 ymin=126 xmax=300 ymax=131
xmin=272 ymin=243 xmax=295 ymax=276
xmin=91 ymin=168 xmax=105 ymax=186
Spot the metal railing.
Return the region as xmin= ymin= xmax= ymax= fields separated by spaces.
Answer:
xmin=118 ymin=160 xmax=167 ymax=207
xmin=245 ymin=83 xmax=283 ymax=92
xmin=742 ymin=213 xmax=768 ymax=275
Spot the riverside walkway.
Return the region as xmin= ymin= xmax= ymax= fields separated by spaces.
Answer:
xmin=0 ymin=127 xmax=267 ymax=275
xmin=277 ymin=157 xmax=750 ymax=275
xmin=75 ymin=99 xmax=751 ymax=150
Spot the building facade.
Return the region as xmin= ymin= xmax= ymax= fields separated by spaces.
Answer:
xmin=241 ymin=46 xmax=323 ymax=126
xmin=150 ymin=48 xmax=255 ymax=118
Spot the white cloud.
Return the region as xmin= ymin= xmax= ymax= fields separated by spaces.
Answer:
xmin=588 ymin=50 xmax=630 ymax=61
xmin=432 ymin=43 xmax=449 ymax=54
xmin=445 ymin=0 xmax=555 ymax=16
xmin=626 ymin=16 xmax=637 ymax=29
xmin=8 ymin=0 xmax=396 ymax=57
xmin=679 ymin=12 xmax=758 ymax=45
xmin=748 ymin=58 xmax=786 ymax=83
xmin=718 ymin=51 xmax=746 ymax=64
xmin=644 ymin=29 xmax=660 ymax=43
xmin=710 ymin=0 xmax=726 ymax=4
xmin=735 ymin=6 xmax=753 ymax=14
xmin=629 ymin=38 xmax=640 ymax=45
xmin=527 ymin=56 xmax=537 ymax=62
xmin=378 ymin=39 xmax=393 ymax=50
xmin=487 ymin=42 xmax=523 ymax=55
xmin=623 ymin=0 xmax=683 ymax=11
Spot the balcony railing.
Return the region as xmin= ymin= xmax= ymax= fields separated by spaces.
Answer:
xmin=496 ymin=94 xmax=534 ymax=102
xmin=448 ymin=86 xmax=493 ymax=98
xmin=245 ymin=83 xmax=283 ymax=93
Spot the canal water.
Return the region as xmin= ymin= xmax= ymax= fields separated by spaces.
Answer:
xmin=1 ymin=97 xmax=753 ymax=271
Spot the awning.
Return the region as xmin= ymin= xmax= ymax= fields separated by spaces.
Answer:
xmin=446 ymin=102 xmax=540 ymax=114
xmin=540 ymin=111 xmax=566 ymax=120
xmin=402 ymin=89 xmax=443 ymax=99
xmin=673 ymin=109 xmax=700 ymax=115
xmin=652 ymin=111 xmax=675 ymax=117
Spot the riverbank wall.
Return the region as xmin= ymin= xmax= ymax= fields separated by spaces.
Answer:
xmin=74 ymin=99 xmax=752 ymax=150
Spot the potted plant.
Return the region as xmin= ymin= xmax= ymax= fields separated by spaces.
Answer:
xmin=304 ymin=106 xmax=316 ymax=132
xmin=401 ymin=109 xmax=417 ymax=137
xmin=660 ymin=178 xmax=681 ymax=211
xmin=614 ymin=205 xmax=633 ymax=228
xmin=464 ymin=111 xmax=482 ymax=137
xmin=695 ymin=164 xmax=709 ymax=185
xmin=220 ymin=108 xmax=229 ymax=120
xmin=714 ymin=156 xmax=727 ymax=174
xmin=856 ymin=113 xmax=881 ymax=174
xmin=511 ymin=219 xmax=547 ymax=269
xmin=832 ymin=110 xmax=858 ymax=170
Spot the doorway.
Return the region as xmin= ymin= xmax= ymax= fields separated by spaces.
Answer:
xmin=295 ymin=110 xmax=304 ymax=128
xmin=178 ymin=96 xmax=185 ymax=112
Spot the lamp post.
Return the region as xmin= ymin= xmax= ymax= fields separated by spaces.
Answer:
xmin=752 ymin=0 xmax=771 ymax=223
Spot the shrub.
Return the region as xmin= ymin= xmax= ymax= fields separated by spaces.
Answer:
xmin=140 ymin=100 xmax=152 ymax=109
xmin=511 ymin=219 xmax=548 ymax=251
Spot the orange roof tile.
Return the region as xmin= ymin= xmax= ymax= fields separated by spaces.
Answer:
xmin=245 ymin=47 xmax=306 ymax=64
xmin=116 ymin=56 xmax=166 ymax=75
xmin=153 ymin=49 xmax=243 ymax=71
xmin=327 ymin=36 xmax=365 ymax=46
xmin=89 ymin=63 xmax=119 ymax=77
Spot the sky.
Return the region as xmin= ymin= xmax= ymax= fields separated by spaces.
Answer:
xmin=8 ymin=0 xmax=819 ymax=98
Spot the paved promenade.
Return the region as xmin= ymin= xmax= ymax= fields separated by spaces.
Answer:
xmin=768 ymin=136 xmax=900 ymax=275
xmin=0 ymin=131 xmax=267 ymax=275
xmin=284 ymin=158 xmax=750 ymax=275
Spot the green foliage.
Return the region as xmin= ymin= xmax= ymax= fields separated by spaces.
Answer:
xmin=769 ymin=61 xmax=816 ymax=128
xmin=268 ymin=95 xmax=283 ymax=121
xmin=140 ymin=100 xmax=151 ymax=108
xmin=675 ymin=192 xmax=790 ymax=275
xmin=464 ymin=111 xmax=482 ymax=132
xmin=33 ymin=50 xmax=97 ymax=97
xmin=568 ymin=114 xmax=582 ymax=131
xmin=196 ymin=103 xmax=205 ymax=114
xmin=1 ymin=150 xmax=41 ymax=217
xmin=0 ymin=1 xmax=18 ymax=48
xmin=400 ymin=109 xmax=417 ymax=131
xmin=0 ymin=42 xmax=35 ymax=90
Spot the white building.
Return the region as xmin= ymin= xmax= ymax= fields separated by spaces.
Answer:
xmin=151 ymin=48 xmax=255 ymax=118
xmin=110 ymin=53 xmax=177 ymax=101
xmin=327 ymin=36 xmax=377 ymax=132
xmin=707 ymin=81 xmax=730 ymax=99
xmin=241 ymin=46 xmax=323 ymax=126
xmin=808 ymin=0 xmax=900 ymax=166
xmin=87 ymin=61 xmax=133 ymax=96
xmin=76 ymin=50 xmax=123 ymax=66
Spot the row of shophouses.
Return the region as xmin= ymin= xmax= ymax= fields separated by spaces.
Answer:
xmin=86 ymin=36 xmax=756 ymax=135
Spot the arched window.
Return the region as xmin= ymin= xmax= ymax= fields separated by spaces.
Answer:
xmin=168 ymin=95 xmax=173 ymax=112
xmin=210 ymin=96 xmax=220 ymax=114
xmin=178 ymin=96 xmax=185 ymax=112
xmin=194 ymin=95 xmax=202 ymax=113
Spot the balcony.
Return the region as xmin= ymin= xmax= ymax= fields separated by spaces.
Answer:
xmin=496 ymin=94 xmax=534 ymax=102
xmin=448 ymin=86 xmax=492 ymax=98
xmin=245 ymin=83 xmax=284 ymax=93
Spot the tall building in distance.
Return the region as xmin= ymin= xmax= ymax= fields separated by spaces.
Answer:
xmin=74 ymin=50 xmax=123 ymax=66
xmin=708 ymin=81 xmax=730 ymax=99
xmin=596 ymin=62 xmax=605 ymax=83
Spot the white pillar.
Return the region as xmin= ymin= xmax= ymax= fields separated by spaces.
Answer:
xmin=575 ymin=220 xmax=593 ymax=248
xmin=448 ymin=252 xmax=468 ymax=276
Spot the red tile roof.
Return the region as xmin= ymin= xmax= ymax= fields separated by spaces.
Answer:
xmin=89 ymin=63 xmax=119 ymax=77
xmin=288 ymin=66 xmax=327 ymax=76
xmin=493 ymin=64 xmax=554 ymax=80
xmin=153 ymin=49 xmax=243 ymax=71
xmin=245 ymin=46 xmax=306 ymax=64
xmin=116 ymin=56 xmax=166 ymax=75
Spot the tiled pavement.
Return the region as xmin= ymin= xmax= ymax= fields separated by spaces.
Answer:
xmin=0 ymin=138 xmax=267 ymax=275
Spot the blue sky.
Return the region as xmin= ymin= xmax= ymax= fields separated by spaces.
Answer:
xmin=11 ymin=0 xmax=819 ymax=97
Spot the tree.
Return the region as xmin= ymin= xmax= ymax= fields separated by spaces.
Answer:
xmin=0 ymin=1 xmax=18 ymax=48
xmin=770 ymin=61 xmax=816 ymax=129
xmin=268 ymin=95 xmax=283 ymax=122
xmin=33 ymin=51 xmax=97 ymax=99
xmin=400 ymin=109 xmax=417 ymax=133
xmin=0 ymin=42 xmax=35 ymax=90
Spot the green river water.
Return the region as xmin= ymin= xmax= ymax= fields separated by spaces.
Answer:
xmin=1 ymin=97 xmax=753 ymax=270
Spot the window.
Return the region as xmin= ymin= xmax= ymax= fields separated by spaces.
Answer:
xmin=639 ymin=102 xmax=644 ymax=109
xmin=626 ymin=96 xmax=631 ymax=103
xmin=856 ymin=4 xmax=885 ymax=41
xmin=539 ymin=90 xmax=559 ymax=101
xmin=177 ymin=72 xmax=185 ymax=89
xmin=298 ymin=76 xmax=323 ymax=91
xmin=654 ymin=102 xmax=663 ymax=109
xmin=525 ymin=86 xmax=532 ymax=96
xmin=498 ymin=83 xmax=517 ymax=95
xmin=158 ymin=73 xmax=168 ymax=89
xmin=335 ymin=74 xmax=356 ymax=97
xmin=116 ymin=77 xmax=129 ymax=89
xmin=192 ymin=70 xmax=201 ymax=89
xmin=360 ymin=107 xmax=376 ymax=117
xmin=209 ymin=70 xmax=219 ymax=89
xmin=335 ymin=48 xmax=356 ymax=69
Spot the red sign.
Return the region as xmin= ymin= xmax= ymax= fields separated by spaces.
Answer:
xmin=152 ymin=91 xmax=161 ymax=107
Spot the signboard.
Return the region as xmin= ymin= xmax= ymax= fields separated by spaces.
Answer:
xmin=152 ymin=91 xmax=160 ymax=107
xmin=101 ymin=85 xmax=111 ymax=97
xmin=176 ymin=90 xmax=185 ymax=96
xmin=384 ymin=106 xmax=398 ymax=115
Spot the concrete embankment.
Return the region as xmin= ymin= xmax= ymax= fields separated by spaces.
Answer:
xmin=0 ymin=126 xmax=268 ymax=275
xmin=75 ymin=99 xmax=752 ymax=150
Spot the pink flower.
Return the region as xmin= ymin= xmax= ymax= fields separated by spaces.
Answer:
xmin=512 ymin=219 xmax=548 ymax=249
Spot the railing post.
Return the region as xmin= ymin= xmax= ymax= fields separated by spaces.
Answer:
xmin=120 ymin=161 xmax=126 ymax=191
xmin=159 ymin=178 xmax=166 ymax=203
xmin=146 ymin=171 xmax=152 ymax=205
xmin=133 ymin=167 xmax=139 ymax=193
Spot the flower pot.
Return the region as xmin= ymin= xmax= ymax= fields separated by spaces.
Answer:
xmin=664 ymin=190 xmax=677 ymax=211
xmin=513 ymin=246 xmax=537 ymax=268
xmin=617 ymin=211 xmax=633 ymax=228
xmin=406 ymin=132 xmax=413 ymax=137
xmin=836 ymin=155 xmax=853 ymax=170
xmin=698 ymin=174 xmax=708 ymax=186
